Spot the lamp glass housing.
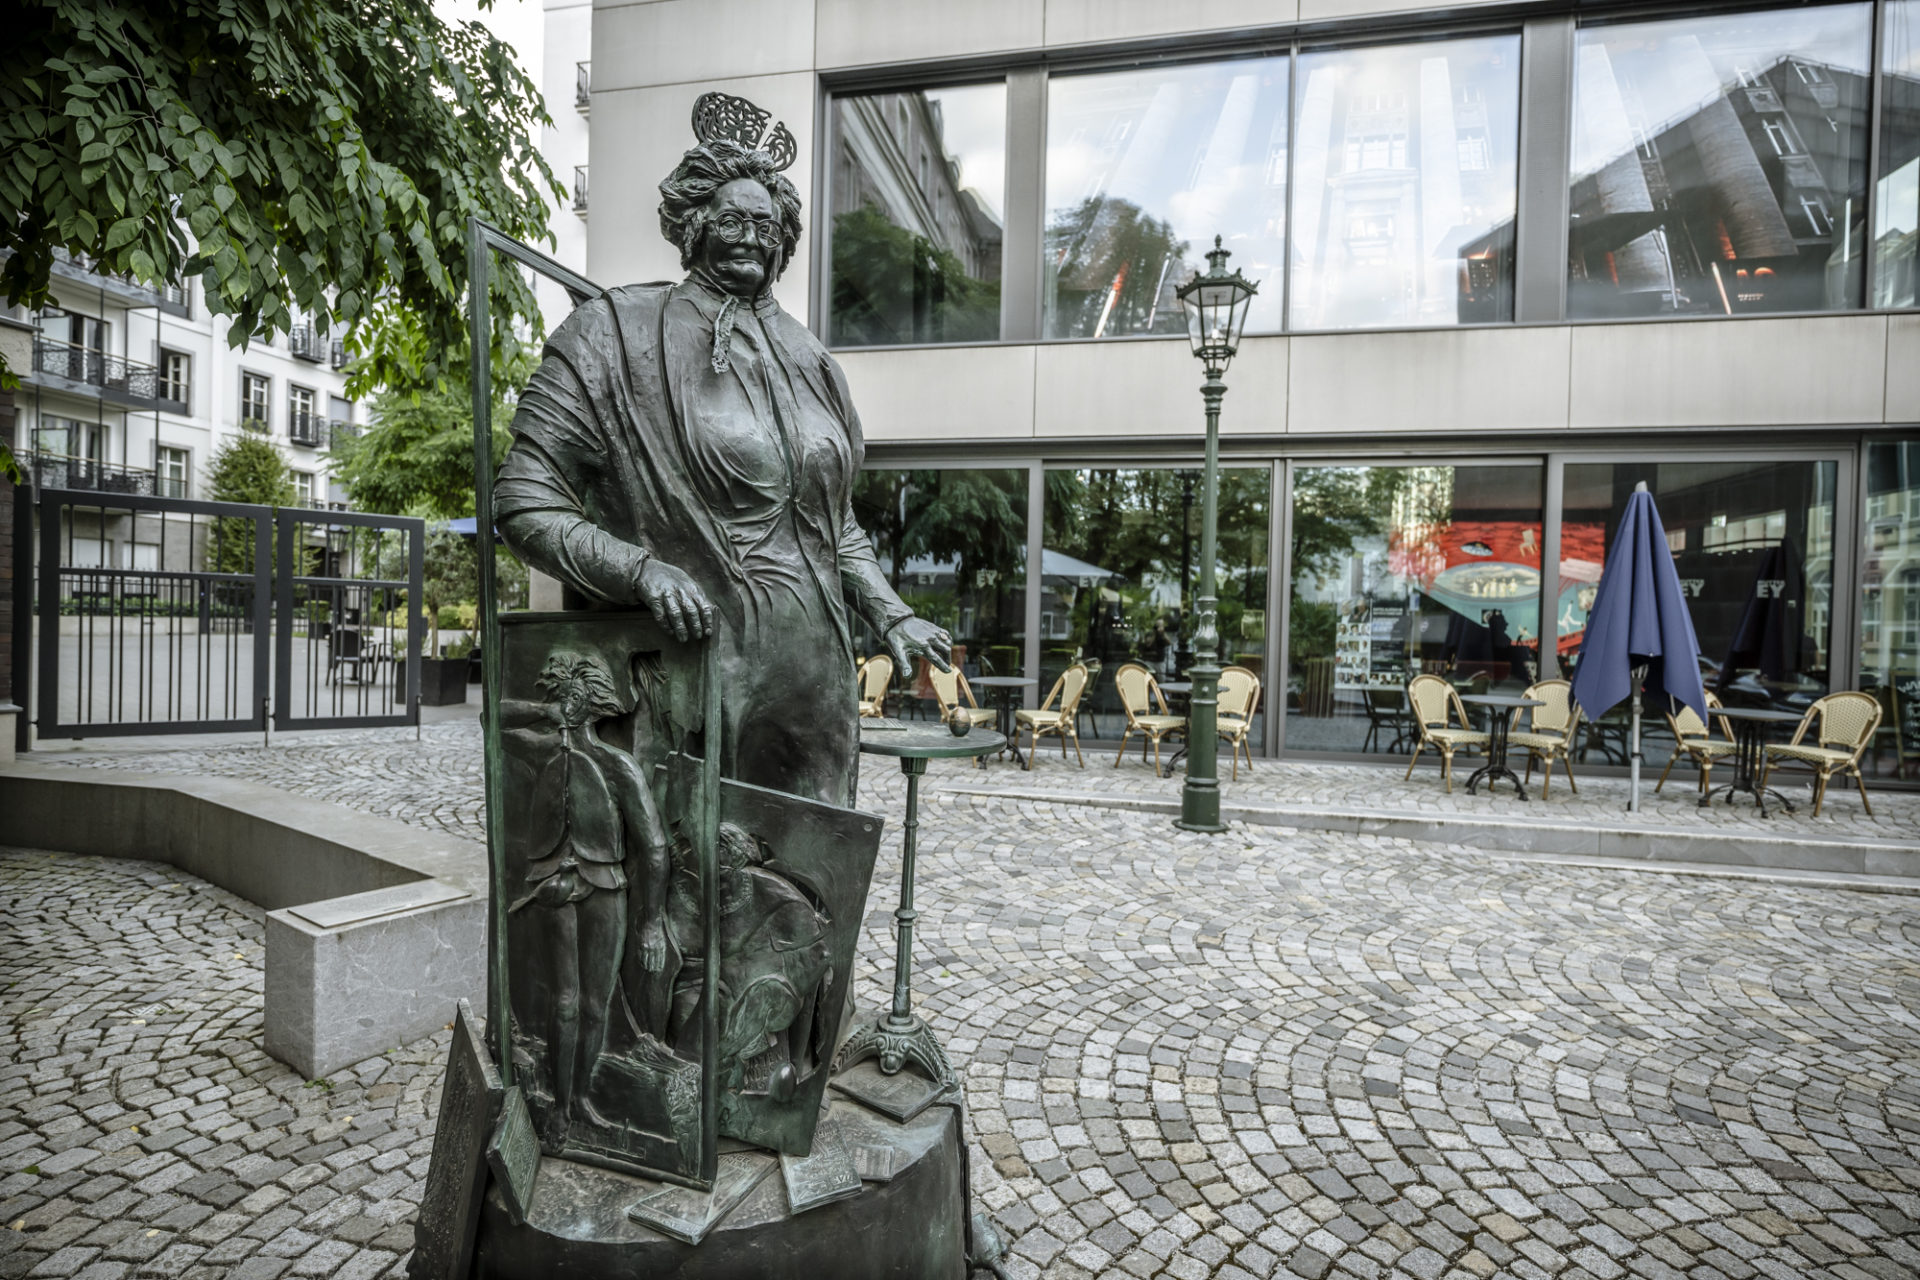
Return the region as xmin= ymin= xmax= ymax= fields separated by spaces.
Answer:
xmin=1176 ymin=237 xmax=1259 ymax=369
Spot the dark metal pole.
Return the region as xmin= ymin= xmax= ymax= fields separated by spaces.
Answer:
xmin=1178 ymin=472 xmax=1194 ymax=673
xmin=1178 ymin=367 xmax=1226 ymax=834
xmin=888 ymin=761 xmax=924 ymax=1024
xmin=467 ymin=218 xmax=513 ymax=1086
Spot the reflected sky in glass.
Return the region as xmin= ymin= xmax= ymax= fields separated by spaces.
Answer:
xmin=1044 ymin=58 xmax=1289 ymax=339
xmin=1879 ymin=1 xmax=1920 ymax=304
xmin=1289 ymin=35 xmax=1520 ymax=329
xmin=1571 ymin=7 xmax=1872 ymax=181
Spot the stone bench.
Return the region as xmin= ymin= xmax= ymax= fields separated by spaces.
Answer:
xmin=0 ymin=763 xmax=486 ymax=1079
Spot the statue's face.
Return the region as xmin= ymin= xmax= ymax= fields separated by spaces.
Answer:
xmin=558 ymin=682 xmax=591 ymax=726
xmin=700 ymin=178 xmax=779 ymax=298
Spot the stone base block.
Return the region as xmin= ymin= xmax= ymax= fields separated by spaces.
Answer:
xmin=265 ymin=883 xmax=485 ymax=1080
xmin=473 ymin=1097 xmax=968 ymax=1279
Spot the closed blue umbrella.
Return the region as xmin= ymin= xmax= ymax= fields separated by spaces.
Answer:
xmin=1569 ymin=482 xmax=1706 ymax=811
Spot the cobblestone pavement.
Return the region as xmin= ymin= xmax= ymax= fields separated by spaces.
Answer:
xmin=43 ymin=716 xmax=1920 ymax=846
xmin=9 ymin=725 xmax=1920 ymax=1278
xmin=1 ymin=848 xmax=439 ymax=1280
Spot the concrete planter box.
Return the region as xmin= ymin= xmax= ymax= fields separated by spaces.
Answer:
xmin=0 ymin=764 xmax=486 ymax=1079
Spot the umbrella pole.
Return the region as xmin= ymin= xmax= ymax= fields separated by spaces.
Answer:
xmin=1628 ymin=691 xmax=1642 ymax=814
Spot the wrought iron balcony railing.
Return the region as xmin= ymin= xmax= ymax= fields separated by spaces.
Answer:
xmin=289 ymin=411 xmax=324 ymax=447
xmin=32 ymin=337 xmax=160 ymax=407
xmin=27 ymin=451 xmax=156 ymax=496
xmin=239 ymin=405 xmax=270 ymax=433
xmin=576 ymin=61 xmax=591 ymax=111
xmin=330 ymin=338 xmax=349 ymax=370
xmin=574 ymin=165 xmax=589 ymax=215
xmin=289 ymin=324 xmax=326 ymax=362
xmin=329 ymin=418 xmax=362 ymax=449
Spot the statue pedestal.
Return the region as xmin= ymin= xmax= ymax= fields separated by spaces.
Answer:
xmin=474 ymin=1095 xmax=968 ymax=1279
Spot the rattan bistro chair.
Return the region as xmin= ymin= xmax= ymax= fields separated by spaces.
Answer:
xmin=1015 ymin=663 xmax=1091 ymax=769
xmin=1655 ymin=690 xmax=1737 ymax=795
xmin=857 ymin=654 xmax=894 ymax=718
xmin=1759 ymin=691 xmax=1882 ymax=818
xmin=1403 ymin=674 xmax=1488 ymax=793
xmin=1113 ymin=662 xmax=1187 ymax=777
xmin=928 ymin=665 xmax=998 ymax=732
xmin=1216 ymin=665 xmax=1263 ymax=780
xmin=1507 ymin=679 xmax=1583 ymax=798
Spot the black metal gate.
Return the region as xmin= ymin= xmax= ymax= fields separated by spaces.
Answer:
xmin=26 ymin=487 xmax=425 ymax=739
xmin=36 ymin=488 xmax=272 ymax=738
xmin=274 ymin=507 xmax=423 ymax=730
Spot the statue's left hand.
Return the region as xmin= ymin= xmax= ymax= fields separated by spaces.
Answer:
xmin=886 ymin=616 xmax=952 ymax=674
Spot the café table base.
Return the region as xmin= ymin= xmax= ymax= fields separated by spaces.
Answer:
xmin=1700 ymin=717 xmax=1797 ymax=818
xmin=1464 ymin=713 xmax=1528 ymax=801
xmin=836 ymin=1012 xmax=954 ymax=1087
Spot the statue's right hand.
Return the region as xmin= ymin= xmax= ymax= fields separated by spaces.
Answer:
xmin=635 ymin=558 xmax=715 ymax=642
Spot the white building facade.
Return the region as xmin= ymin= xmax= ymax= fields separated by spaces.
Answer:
xmin=559 ymin=0 xmax=1920 ymax=780
xmin=11 ymin=254 xmax=359 ymax=527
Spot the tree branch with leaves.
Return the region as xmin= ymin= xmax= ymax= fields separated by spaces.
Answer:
xmin=0 ymin=0 xmax=561 ymax=477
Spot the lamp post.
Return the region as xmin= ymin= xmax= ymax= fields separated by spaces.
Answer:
xmin=1173 ymin=236 xmax=1258 ymax=834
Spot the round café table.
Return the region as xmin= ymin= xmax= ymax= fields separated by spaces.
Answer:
xmin=1458 ymin=693 xmax=1544 ymax=800
xmin=839 ymin=723 xmax=1007 ymax=1086
xmin=967 ymin=675 xmax=1038 ymax=766
xmin=1701 ymin=706 xmax=1804 ymax=817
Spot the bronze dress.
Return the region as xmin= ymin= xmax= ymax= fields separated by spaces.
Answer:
xmin=496 ymin=276 xmax=912 ymax=807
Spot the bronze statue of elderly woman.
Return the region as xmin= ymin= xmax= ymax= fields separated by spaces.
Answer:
xmin=496 ymin=97 xmax=951 ymax=808
xmin=418 ymin=93 xmax=988 ymax=1278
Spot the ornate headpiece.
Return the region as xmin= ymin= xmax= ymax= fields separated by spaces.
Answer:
xmin=691 ymin=92 xmax=797 ymax=172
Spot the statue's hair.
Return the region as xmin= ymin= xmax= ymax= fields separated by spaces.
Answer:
xmin=657 ymin=140 xmax=802 ymax=276
xmin=536 ymin=652 xmax=625 ymax=723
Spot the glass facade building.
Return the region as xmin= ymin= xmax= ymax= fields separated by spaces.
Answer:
xmin=581 ymin=0 xmax=1920 ymax=784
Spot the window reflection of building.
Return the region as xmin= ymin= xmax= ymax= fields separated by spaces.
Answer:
xmin=1861 ymin=441 xmax=1920 ymax=778
xmin=1875 ymin=0 xmax=1920 ymax=306
xmin=1044 ymin=59 xmax=1291 ymax=339
xmin=834 ymin=93 xmax=1003 ymax=282
xmin=830 ymin=85 xmax=1005 ymax=346
xmin=1568 ymin=7 xmax=1873 ymax=318
xmin=1290 ymin=36 xmax=1520 ymax=329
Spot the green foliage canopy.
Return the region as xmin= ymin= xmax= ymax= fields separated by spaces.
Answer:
xmin=1044 ymin=197 xmax=1188 ymax=339
xmin=0 ymin=0 xmax=559 ymax=401
xmin=831 ymin=206 xmax=1000 ymax=346
xmin=330 ymin=341 xmax=533 ymax=520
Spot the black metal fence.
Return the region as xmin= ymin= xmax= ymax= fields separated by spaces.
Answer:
xmin=25 ymin=487 xmax=424 ymax=739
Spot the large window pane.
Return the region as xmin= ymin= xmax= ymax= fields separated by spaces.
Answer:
xmin=1043 ymin=468 xmax=1270 ymax=748
xmin=1044 ymin=59 xmax=1289 ymax=340
xmin=1859 ymin=440 xmax=1920 ymax=779
xmin=829 ymin=84 xmax=1006 ymax=346
xmin=1876 ymin=0 xmax=1920 ymax=307
xmin=1290 ymin=35 xmax=1521 ymax=329
xmin=1568 ymin=6 xmax=1872 ymax=319
xmin=852 ymin=469 xmax=1028 ymax=711
xmin=1559 ymin=461 xmax=1835 ymax=773
xmin=1286 ymin=464 xmax=1543 ymax=755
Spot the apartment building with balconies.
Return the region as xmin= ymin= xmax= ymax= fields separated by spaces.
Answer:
xmin=6 ymin=250 xmax=359 ymax=567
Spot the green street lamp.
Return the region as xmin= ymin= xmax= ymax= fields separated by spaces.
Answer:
xmin=1174 ymin=235 xmax=1258 ymax=834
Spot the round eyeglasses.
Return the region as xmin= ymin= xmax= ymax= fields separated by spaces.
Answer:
xmin=711 ymin=212 xmax=783 ymax=248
